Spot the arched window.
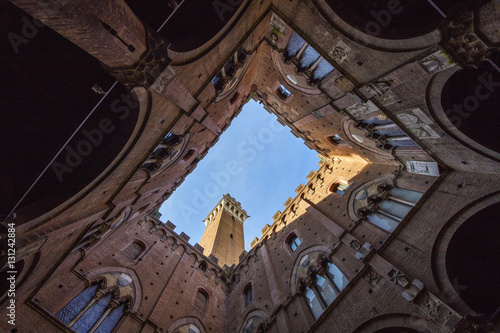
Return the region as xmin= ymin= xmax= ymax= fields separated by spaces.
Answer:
xmin=56 ymin=284 xmax=127 ymax=333
xmin=296 ymin=252 xmax=349 ymax=320
xmin=198 ymin=261 xmax=207 ymax=272
xmin=284 ymin=32 xmax=335 ymax=84
xmin=194 ymin=289 xmax=209 ymax=313
xmin=326 ymin=135 xmax=347 ymax=146
xmin=173 ymin=324 xmax=201 ymax=333
xmin=243 ymin=316 xmax=266 ymax=333
xmin=287 ymin=234 xmax=301 ymax=252
xmin=357 ymin=184 xmax=423 ymax=232
xmin=122 ymin=241 xmax=145 ymax=260
xmin=276 ymin=84 xmax=292 ymax=101
xmin=354 ymin=115 xmax=417 ymax=150
xmin=329 ymin=182 xmax=349 ymax=196
xmin=243 ymin=283 xmax=253 ymax=307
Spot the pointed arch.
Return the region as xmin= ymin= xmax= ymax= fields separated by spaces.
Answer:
xmin=85 ymin=267 xmax=142 ymax=312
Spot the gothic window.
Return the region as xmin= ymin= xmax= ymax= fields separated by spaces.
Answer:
xmin=141 ymin=133 xmax=187 ymax=172
xmin=276 ymin=84 xmax=292 ymax=101
xmin=212 ymin=47 xmax=248 ymax=96
xmin=329 ymin=183 xmax=349 ymax=195
xmin=56 ymin=284 xmax=99 ymax=325
xmin=122 ymin=241 xmax=145 ymax=260
xmin=243 ymin=283 xmax=253 ymax=307
xmin=284 ymin=32 xmax=334 ymax=84
xmin=357 ymin=185 xmax=423 ymax=232
xmin=296 ymin=252 xmax=348 ymax=320
xmin=312 ymin=59 xmax=334 ymax=80
xmin=194 ymin=289 xmax=209 ymax=313
xmin=287 ymin=234 xmax=301 ymax=252
xmin=243 ymin=316 xmax=266 ymax=333
xmin=173 ymin=324 xmax=201 ymax=333
xmin=56 ymin=285 xmax=126 ymax=333
xmin=355 ymin=116 xmax=417 ymax=149
xmin=285 ymin=32 xmax=306 ymax=59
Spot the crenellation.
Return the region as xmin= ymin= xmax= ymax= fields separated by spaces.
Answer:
xmin=1 ymin=0 xmax=499 ymax=332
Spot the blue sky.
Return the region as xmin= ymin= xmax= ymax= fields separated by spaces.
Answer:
xmin=159 ymin=99 xmax=319 ymax=251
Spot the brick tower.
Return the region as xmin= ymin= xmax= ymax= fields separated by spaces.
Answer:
xmin=199 ymin=194 xmax=248 ymax=267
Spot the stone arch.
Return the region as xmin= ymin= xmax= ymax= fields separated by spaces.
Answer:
xmin=289 ymin=245 xmax=332 ymax=295
xmin=85 ymin=267 xmax=142 ymax=313
xmin=311 ymin=0 xmax=443 ymax=52
xmin=342 ymin=118 xmax=394 ymax=158
xmin=432 ymin=191 xmax=500 ymax=319
xmin=167 ymin=316 xmax=207 ymax=333
xmin=272 ymin=49 xmax=322 ymax=95
xmin=352 ymin=313 xmax=446 ymax=333
xmin=9 ymin=86 xmax=150 ymax=225
xmin=0 ymin=251 xmax=40 ymax=306
xmin=426 ymin=63 xmax=500 ymax=161
xmin=347 ymin=175 xmax=395 ymax=221
xmin=188 ymin=251 xmax=199 ymax=265
xmin=162 ymin=0 xmax=251 ymax=64
xmin=238 ymin=309 xmax=269 ymax=333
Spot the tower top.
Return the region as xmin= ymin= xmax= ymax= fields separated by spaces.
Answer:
xmin=203 ymin=193 xmax=248 ymax=226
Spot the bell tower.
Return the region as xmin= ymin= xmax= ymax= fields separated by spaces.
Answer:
xmin=199 ymin=194 xmax=248 ymax=267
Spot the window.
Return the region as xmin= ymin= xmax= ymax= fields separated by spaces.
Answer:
xmin=56 ymin=285 xmax=126 ymax=333
xmin=229 ymin=92 xmax=240 ymax=105
xmin=181 ymin=148 xmax=195 ymax=162
xmin=199 ymin=261 xmax=207 ymax=272
xmin=287 ymin=234 xmax=301 ymax=252
xmin=276 ymin=84 xmax=292 ymax=101
xmin=329 ymin=183 xmax=349 ymax=196
xmin=243 ymin=316 xmax=265 ymax=333
xmin=326 ymin=135 xmax=347 ymax=146
xmin=298 ymin=254 xmax=348 ymax=320
xmin=361 ymin=186 xmax=423 ymax=233
xmin=243 ymin=283 xmax=253 ymax=307
xmin=123 ymin=241 xmax=145 ymax=260
xmin=173 ymin=324 xmax=200 ymax=333
xmin=194 ymin=289 xmax=209 ymax=312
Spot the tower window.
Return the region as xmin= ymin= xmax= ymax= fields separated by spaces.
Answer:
xmin=243 ymin=283 xmax=253 ymax=307
xmin=230 ymin=233 xmax=233 ymax=239
xmin=287 ymin=234 xmax=301 ymax=252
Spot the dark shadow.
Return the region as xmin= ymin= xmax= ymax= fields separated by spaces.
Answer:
xmin=126 ymin=0 xmax=243 ymax=52
xmin=446 ymin=202 xmax=500 ymax=319
xmin=326 ymin=0 xmax=458 ymax=40
xmin=0 ymin=3 xmax=139 ymax=222
xmin=440 ymin=57 xmax=500 ymax=154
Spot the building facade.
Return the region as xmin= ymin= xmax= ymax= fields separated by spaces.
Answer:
xmin=0 ymin=0 xmax=499 ymax=332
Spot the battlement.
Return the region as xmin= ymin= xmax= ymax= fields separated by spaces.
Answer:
xmin=203 ymin=193 xmax=249 ymax=226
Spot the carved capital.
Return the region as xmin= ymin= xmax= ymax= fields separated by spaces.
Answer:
xmin=107 ymin=27 xmax=170 ymax=89
xmin=441 ymin=7 xmax=498 ymax=68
